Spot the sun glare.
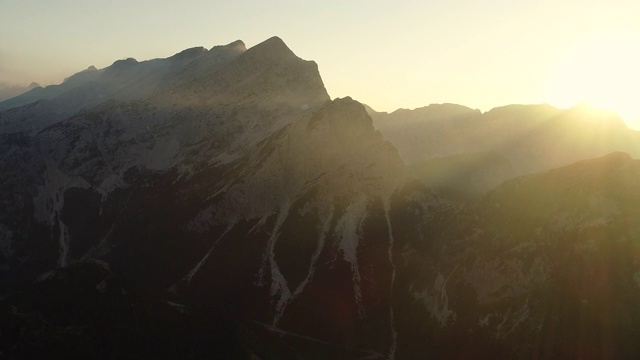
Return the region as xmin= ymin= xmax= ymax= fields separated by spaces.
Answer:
xmin=547 ymin=30 xmax=640 ymax=129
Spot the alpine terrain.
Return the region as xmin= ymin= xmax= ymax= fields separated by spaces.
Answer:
xmin=1 ymin=36 xmax=640 ymax=359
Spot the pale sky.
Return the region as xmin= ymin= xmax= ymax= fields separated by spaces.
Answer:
xmin=1 ymin=0 xmax=640 ymax=127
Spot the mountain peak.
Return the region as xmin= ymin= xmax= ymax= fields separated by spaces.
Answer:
xmin=103 ymin=57 xmax=139 ymax=77
xmin=225 ymin=39 xmax=246 ymax=52
xmin=112 ymin=57 xmax=138 ymax=66
xmin=313 ymin=97 xmax=377 ymax=138
xmin=603 ymin=151 xmax=632 ymax=161
xmin=485 ymin=103 xmax=560 ymax=116
xmin=62 ymin=64 xmax=102 ymax=83
xmin=171 ymin=46 xmax=208 ymax=61
xmin=391 ymin=103 xmax=479 ymax=118
xmin=262 ymin=36 xmax=286 ymax=46
xmin=245 ymin=36 xmax=297 ymax=61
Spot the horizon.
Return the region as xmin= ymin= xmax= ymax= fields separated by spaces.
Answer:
xmin=3 ymin=3 xmax=640 ymax=358
xmin=2 ymin=0 xmax=639 ymax=128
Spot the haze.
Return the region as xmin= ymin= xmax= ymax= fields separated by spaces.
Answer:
xmin=2 ymin=0 xmax=639 ymax=128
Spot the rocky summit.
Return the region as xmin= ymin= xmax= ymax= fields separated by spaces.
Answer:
xmin=1 ymin=37 xmax=640 ymax=359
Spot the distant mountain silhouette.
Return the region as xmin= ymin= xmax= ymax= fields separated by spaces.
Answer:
xmin=369 ymin=103 xmax=640 ymax=176
xmin=0 ymin=81 xmax=40 ymax=102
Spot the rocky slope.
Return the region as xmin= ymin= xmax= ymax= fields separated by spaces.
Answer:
xmin=0 ymin=37 xmax=407 ymax=358
xmin=1 ymin=37 xmax=640 ymax=359
xmin=390 ymin=152 xmax=640 ymax=359
xmin=0 ymin=39 xmax=248 ymax=134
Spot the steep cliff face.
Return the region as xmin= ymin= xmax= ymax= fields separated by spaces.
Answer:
xmin=0 ymin=36 xmax=331 ymax=275
xmin=2 ymin=37 xmax=640 ymax=359
xmin=174 ymin=96 xmax=407 ymax=356
xmin=0 ymin=37 xmax=408 ymax=358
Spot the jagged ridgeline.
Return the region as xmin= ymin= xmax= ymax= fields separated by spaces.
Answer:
xmin=2 ymin=37 xmax=640 ymax=359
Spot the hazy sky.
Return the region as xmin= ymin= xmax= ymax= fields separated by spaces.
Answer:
xmin=2 ymin=0 xmax=639 ymax=127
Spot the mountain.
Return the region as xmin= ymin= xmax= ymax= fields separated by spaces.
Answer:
xmin=0 ymin=36 xmax=406 ymax=358
xmin=0 ymin=39 xmax=248 ymax=134
xmin=369 ymin=103 xmax=640 ymax=177
xmin=2 ymin=37 xmax=640 ymax=359
xmin=0 ymin=82 xmax=40 ymax=102
xmin=391 ymin=152 xmax=640 ymax=358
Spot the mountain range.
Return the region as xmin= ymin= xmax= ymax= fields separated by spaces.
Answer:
xmin=0 ymin=82 xmax=40 ymax=102
xmin=1 ymin=36 xmax=640 ymax=359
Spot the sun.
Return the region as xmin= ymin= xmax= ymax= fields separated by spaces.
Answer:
xmin=546 ymin=30 xmax=640 ymax=130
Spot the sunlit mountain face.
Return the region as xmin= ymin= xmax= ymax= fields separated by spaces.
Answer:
xmin=2 ymin=37 xmax=640 ymax=359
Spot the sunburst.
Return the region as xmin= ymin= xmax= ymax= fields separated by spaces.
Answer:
xmin=547 ymin=30 xmax=640 ymax=129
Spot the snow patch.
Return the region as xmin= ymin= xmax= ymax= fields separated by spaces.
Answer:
xmin=634 ymin=272 xmax=640 ymax=288
xmin=36 ymin=270 xmax=56 ymax=282
xmin=414 ymin=267 xmax=457 ymax=326
xmin=183 ymin=223 xmax=234 ymax=285
xmin=165 ymin=300 xmax=189 ymax=314
xmin=82 ymin=190 xmax=134 ymax=259
xmin=292 ymin=208 xmax=333 ymax=296
xmin=33 ymin=160 xmax=89 ymax=267
xmin=209 ymin=151 xmax=240 ymax=166
xmin=479 ymin=315 xmax=491 ymax=327
xmin=269 ymin=258 xmax=292 ymax=324
xmin=335 ymin=195 xmax=370 ymax=318
xmin=255 ymin=204 xmax=294 ymax=324
xmin=496 ymin=300 xmax=530 ymax=338
xmin=272 ymin=207 xmax=334 ymax=324
xmin=384 ymin=201 xmax=398 ymax=360
xmin=97 ymin=173 xmax=127 ymax=203
xmin=57 ymin=219 xmax=70 ymax=267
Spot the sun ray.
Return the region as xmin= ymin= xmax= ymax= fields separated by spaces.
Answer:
xmin=546 ymin=29 xmax=640 ymax=129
